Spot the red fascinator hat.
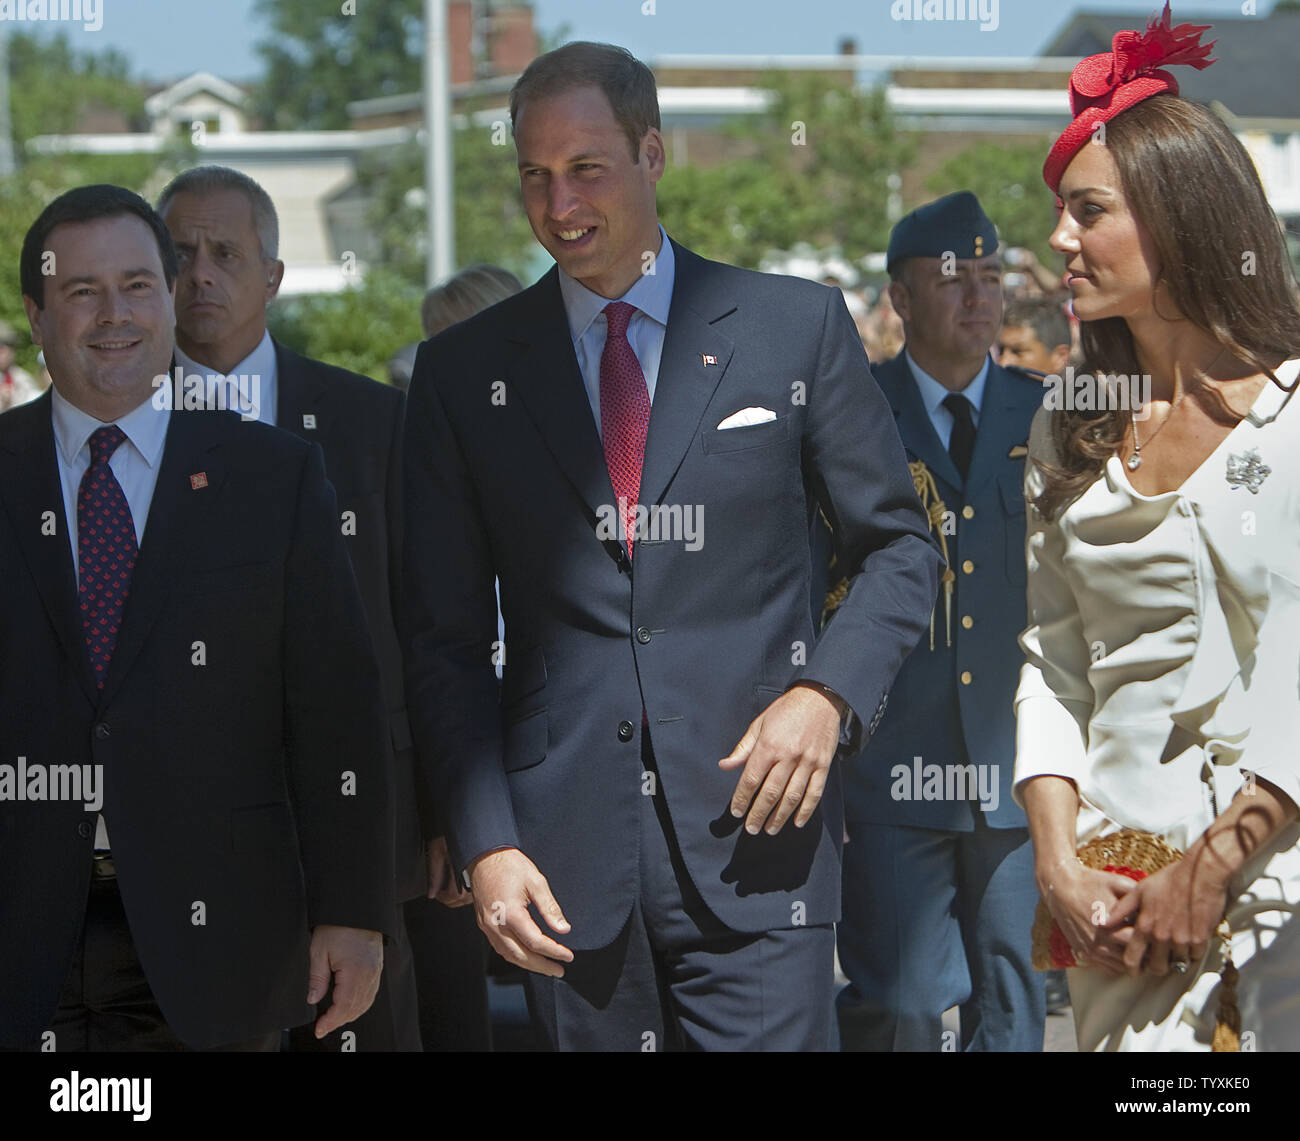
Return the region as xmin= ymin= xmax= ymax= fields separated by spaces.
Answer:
xmin=1043 ymin=2 xmax=1216 ymax=192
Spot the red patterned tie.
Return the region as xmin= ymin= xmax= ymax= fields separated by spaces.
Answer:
xmin=78 ymin=426 xmax=138 ymax=688
xmin=599 ymin=301 xmax=651 ymax=557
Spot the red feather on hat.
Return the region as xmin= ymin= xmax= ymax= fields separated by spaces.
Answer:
xmin=1109 ymin=2 xmax=1216 ymax=86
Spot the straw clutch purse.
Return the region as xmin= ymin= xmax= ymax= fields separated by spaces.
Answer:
xmin=1030 ymin=828 xmax=1240 ymax=1051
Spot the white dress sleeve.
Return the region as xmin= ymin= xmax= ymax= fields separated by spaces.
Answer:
xmin=1012 ymin=407 xmax=1096 ymax=805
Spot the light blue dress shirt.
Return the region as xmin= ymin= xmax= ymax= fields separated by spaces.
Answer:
xmin=904 ymin=349 xmax=990 ymax=450
xmin=174 ymin=329 xmax=279 ymax=426
xmin=557 ymin=225 xmax=676 ymax=437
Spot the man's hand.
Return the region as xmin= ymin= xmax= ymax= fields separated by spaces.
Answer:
xmin=719 ymin=684 xmax=845 ymax=835
xmin=469 ymin=847 xmax=573 ymax=978
xmin=427 ymin=835 xmax=473 ymax=907
xmin=307 ymin=924 xmax=384 ymax=1038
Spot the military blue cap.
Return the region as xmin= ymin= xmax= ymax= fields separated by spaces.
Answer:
xmin=886 ymin=191 xmax=999 ymax=272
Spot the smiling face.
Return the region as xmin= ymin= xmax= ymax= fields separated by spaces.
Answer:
xmin=24 ymin=213 xmax=175 ymax=421
xmin=1050 ymin=142 xmax=1162 ymax=325
xmin=889 ymin=253 xmax=1004 ymax=382
xmin=161 ymin=187 xmax=283 ymax=374
xmin=514 ymin=85 xmax=665 ymax=300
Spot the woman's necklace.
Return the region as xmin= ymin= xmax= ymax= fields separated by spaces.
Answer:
xmin=1126 ymin=346 xmax=1230 ymax=471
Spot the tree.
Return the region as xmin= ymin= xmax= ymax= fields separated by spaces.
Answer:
xmin=658 ymin=73 xmax=916 ymax=269
xmin=924 ymin=139 xmax=1060 ymax=267
xmin=252 ymin=0 xmax=424 ymax=130
xmin=267 ymin=267 xmax=424 ymax=383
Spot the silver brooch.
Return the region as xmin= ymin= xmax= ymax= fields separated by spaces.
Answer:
xmin=1225 ymin=448 xmax=1271 ymax=494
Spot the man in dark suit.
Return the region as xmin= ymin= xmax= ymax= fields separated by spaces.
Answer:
xmin=831 ymin=192 xmax=1047 ymax=1051
xmin=0 ymin=185 xmax=393 ymax=1051
xmin=155 ymin=166 xmax=432 ymax=1051
xmin=403 ymin=41 xmax=941 ymax=1051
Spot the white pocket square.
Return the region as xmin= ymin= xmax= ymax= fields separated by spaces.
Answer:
xmin=716 ymin=407 xmax=777 ymax=430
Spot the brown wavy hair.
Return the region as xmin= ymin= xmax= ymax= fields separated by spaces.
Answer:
xmin=1033 ymin=95 xmax=1300 ymax=519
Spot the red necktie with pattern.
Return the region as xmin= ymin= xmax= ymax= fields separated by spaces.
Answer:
xmin=78 ymin=426 xmax=138 ymax=688
xmin=599 ymin=301 xmax=651 ymax=557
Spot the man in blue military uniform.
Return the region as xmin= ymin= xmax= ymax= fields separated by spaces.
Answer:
xmin=830 ymin=192 xmax=1046 ymax=1051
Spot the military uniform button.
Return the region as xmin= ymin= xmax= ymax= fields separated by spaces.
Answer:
xmin=961 ymin=615 xmax=973 ymax=629
xmin=960 ymin=671 xmax=973 ymax=685
xmin=962 ymin=505 xmax=975 ymax=520
xmin=961 ymin=560 xmax=974 ymax=575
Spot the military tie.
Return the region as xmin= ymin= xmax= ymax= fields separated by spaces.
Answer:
xmin=77 ymin=426 xmax=138 ymax=688
xmin=599 ymin=301 xmax=651 ymax=558
xmin=943 ymin=392 xmax=976 ymax=482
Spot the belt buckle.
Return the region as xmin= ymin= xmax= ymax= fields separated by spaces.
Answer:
xmin=92 ymin=852 xmax=116 ymax=879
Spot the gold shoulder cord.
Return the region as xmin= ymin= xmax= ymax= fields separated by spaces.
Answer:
xmin=822 ymin=460 xmax=955 ymax=650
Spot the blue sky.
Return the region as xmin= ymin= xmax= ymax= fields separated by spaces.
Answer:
xmin=0 ymin=0 xmax=1276 ymax=84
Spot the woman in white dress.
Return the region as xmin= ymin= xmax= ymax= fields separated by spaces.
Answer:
xmin=1016 ymin=4 xmax=1300 ymax=1051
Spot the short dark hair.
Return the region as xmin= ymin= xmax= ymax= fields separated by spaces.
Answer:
xmin=510 ymin=41 xmax=660 ymax=164
xmin=1003 ymin=297 xmax=1071 ymax=354
xmin=21 ymin=184 xmax=179 ymax=309
xmin=156 ymin=165 xmax=280 ymax=260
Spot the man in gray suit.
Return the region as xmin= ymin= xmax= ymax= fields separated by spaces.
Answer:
xmin=402 ymin=41 xmax=940 ymax=1051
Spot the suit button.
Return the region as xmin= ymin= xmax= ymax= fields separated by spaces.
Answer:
xmin=617 ymin=720 xmax=635 ymax=742
xmin=961 ymin=560 xmax=974 ymax=575
xmin=960 ymin=671 xmax=973 ymax=685
xmin=94 ymin=722 xmax=111 ymax=740
xmin=962 ymin=505 xmax=975 ymax=520
xmin=961 ymin=615 xmax=973 ymax=629
xmin=635 ymin=627 xmax=652 ymax=644
xmin=77 ymin=822 xmax=92 ymax=839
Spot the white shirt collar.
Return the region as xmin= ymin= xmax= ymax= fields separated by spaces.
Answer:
xmin=904 ymin=349 xmax=991 ymax=419
xmin=51 ymin=383 xmax=170 ymax=469
xmin=174 ymin=329 xmax=276 ymax=419
xmin=557 ymin=225 xmax=675 ymax=343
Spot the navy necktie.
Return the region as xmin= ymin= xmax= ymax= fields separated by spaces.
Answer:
xmin=943 ymin=393 xmax=976 ymax=481
xmin=77 ymin=426 xmax=138 ymax=688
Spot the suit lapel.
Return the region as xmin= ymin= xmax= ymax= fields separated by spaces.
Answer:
xmin=274 ymin=341 xmax=330 ymax=439
xmin=503 ymin=269 xmax=615 ymax=521
xmin=639 ymin=242 xmax=734 ymax=509
xmin=964 ymin=362 xmax=1022 ymax=497
xmin=877 ymin=354 xmax=963 ymax=491
xmin=0 ymin=391 xmax=98 ymax=704
xmin=97 ymin=410 xmax=228 ymax=706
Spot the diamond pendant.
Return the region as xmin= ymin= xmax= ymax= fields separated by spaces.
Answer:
xmin=1127 ymin=453 xmax=1142 ymax=471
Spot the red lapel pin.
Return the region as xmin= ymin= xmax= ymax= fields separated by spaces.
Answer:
xmin=190 ymin=472 xmax=208 ymax=490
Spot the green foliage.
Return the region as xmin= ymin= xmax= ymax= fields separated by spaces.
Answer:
xmin=659 ymin=74 xmax=916 ymax=269
xmin=924 ymin=139 xmax=1060 ymax=265
xmin=251 ymin=0 xmax=424 ymax=129
xmin=7 ymin=31 xmax=144 ymax=145
xmin=267 ymin=268 xmax=424 ymax=383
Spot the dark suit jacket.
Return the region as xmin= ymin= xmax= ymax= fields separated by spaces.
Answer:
xmin=836 ymin=352 xmax=1044 ymax=829
xmin=274 ymin=340 xmax=424 ymax=903
xmin=0 ymin=391 xmax=394 ymax=1049
xmin=402 ymin=238 xmax=941 ymax=951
